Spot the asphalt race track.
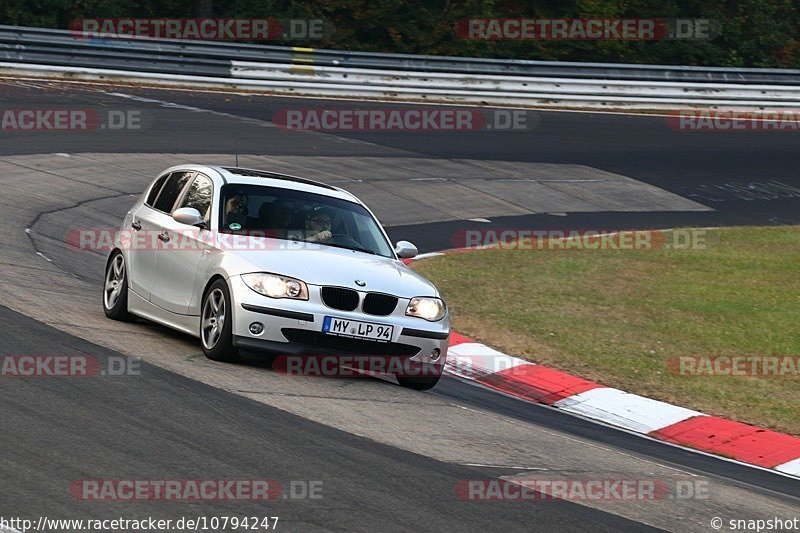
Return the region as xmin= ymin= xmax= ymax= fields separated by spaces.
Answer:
xmin=2 ymin=305 xmax=657 ymax=532
xmin=0 ymin=78 xmax=798 ymax=532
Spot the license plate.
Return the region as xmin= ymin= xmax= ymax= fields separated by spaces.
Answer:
xmin=322 ymin=316 xmax=394 ymax=342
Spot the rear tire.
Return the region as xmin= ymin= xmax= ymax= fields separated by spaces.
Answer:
xmin=200 ymin=279 xmax=240 ymax=363
xmin=103 ymin=251 xmax=135 ymax=322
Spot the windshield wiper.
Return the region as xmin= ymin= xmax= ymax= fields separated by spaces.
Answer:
xmin=323 ymin=242 xmax=377 ymax=255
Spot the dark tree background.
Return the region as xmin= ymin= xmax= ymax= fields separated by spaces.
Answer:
xmin=1 ymin=0 xmax=798 ymax=67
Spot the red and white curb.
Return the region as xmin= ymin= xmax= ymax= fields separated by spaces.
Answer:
xmin=444 ymin=332 xmax=800 ymax=479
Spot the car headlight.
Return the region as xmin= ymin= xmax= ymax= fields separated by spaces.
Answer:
xmin=406 ymin=297 xmax=446 ymax=321
xmin=242 ymin=273 xmax=309 ymax=300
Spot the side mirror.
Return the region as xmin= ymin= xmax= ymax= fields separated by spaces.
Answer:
xmin=173 ymin=207 xmax=205 ymax=227
xmin=395 ymin=240 xmax=418 ymax=259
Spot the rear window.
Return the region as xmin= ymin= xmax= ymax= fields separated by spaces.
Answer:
xmin=153 ymin=171 xmax=193 ymax=213
xmin=145 ymin=174 xmax=170 ymax=207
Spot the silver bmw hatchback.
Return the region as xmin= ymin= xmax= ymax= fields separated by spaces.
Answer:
xmin=103 ymin=165 xmax=450 ymax=390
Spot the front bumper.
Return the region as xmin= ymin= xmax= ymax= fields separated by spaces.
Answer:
xmin=228 ymin=276 xmax=450 ymax=365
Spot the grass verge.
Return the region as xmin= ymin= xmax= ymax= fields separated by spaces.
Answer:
xmin=412 ymin=226 xmax=800 ymax=435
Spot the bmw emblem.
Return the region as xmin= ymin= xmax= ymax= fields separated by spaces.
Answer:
xmin=355 ymin=280 xmax=366 ymax=287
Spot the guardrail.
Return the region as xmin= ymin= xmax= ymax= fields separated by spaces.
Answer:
xmin=1 ymin=25 xmax=799 ymax=109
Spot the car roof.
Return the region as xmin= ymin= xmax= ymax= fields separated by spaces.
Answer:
xmin=160 ymin=164 xmax=361 ymax=204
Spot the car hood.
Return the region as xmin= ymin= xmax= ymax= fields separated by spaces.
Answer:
xmin=221 ymin=241 xmax=439 ymax=298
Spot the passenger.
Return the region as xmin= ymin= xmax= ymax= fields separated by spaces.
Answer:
xmin=224 ymin=190 xmax=249 ymax=229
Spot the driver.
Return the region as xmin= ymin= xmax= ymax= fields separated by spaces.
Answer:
xmin=288 ymin=207 xmax=333 ymax=243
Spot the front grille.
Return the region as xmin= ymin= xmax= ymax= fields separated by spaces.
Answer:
xmin=281 ymin=329 xmax=420 ymax=356
xmin=362 ymin=293 xmax=398 ymax=316
xmin=321 ymin=287 xmax=359 ymax=311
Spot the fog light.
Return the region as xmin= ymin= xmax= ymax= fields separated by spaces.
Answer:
xmin=249 ymin=322 xmax=264 ymax=335
xmin=430 ymin=348 xmax=441 ymax=362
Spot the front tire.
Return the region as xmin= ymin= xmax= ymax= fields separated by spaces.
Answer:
xmin=103 ymin=251 xmax=135 ymax=322
xmin=396 ymin=374 xmax=441 ymax=391
xmin=200 ymin=279 xmax=240 ymax=363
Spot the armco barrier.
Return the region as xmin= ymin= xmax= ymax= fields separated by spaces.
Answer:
xmin=1 ymin=25 xmax=799 ymax=109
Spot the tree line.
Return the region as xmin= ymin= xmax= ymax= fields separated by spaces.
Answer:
xmin=2 ymin=0 xmax=798 ymax=68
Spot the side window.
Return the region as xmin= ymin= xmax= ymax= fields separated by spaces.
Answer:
xmin=179 ymin=173 xmax=213 ymax=223
xmin=145 ymin=174 xmax=170 ymax=207
xmin=153 ymin=171 xmax=194 ymax=213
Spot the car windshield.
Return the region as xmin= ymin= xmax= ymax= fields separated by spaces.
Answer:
xmin=219 ymin=184 xmax=394 ymax=258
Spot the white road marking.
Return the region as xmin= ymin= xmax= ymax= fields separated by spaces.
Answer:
xmin=35 ymin=251 xmax=53 ymax=263
xmin=103 ymin=91 xmax=390 ymax=151
xmin=105 ymin=92 xmax=277 ymax=128
xmin=553 ymin=388 xmax=702 ymax=435
xmin=461 ymin=463 xmax=549 ymax=470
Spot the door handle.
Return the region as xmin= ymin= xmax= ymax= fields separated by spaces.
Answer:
xmin=131 ymin=221 xmax=142 ymax=231
xmin=157 ymin=232 xmax=170 ymax=242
